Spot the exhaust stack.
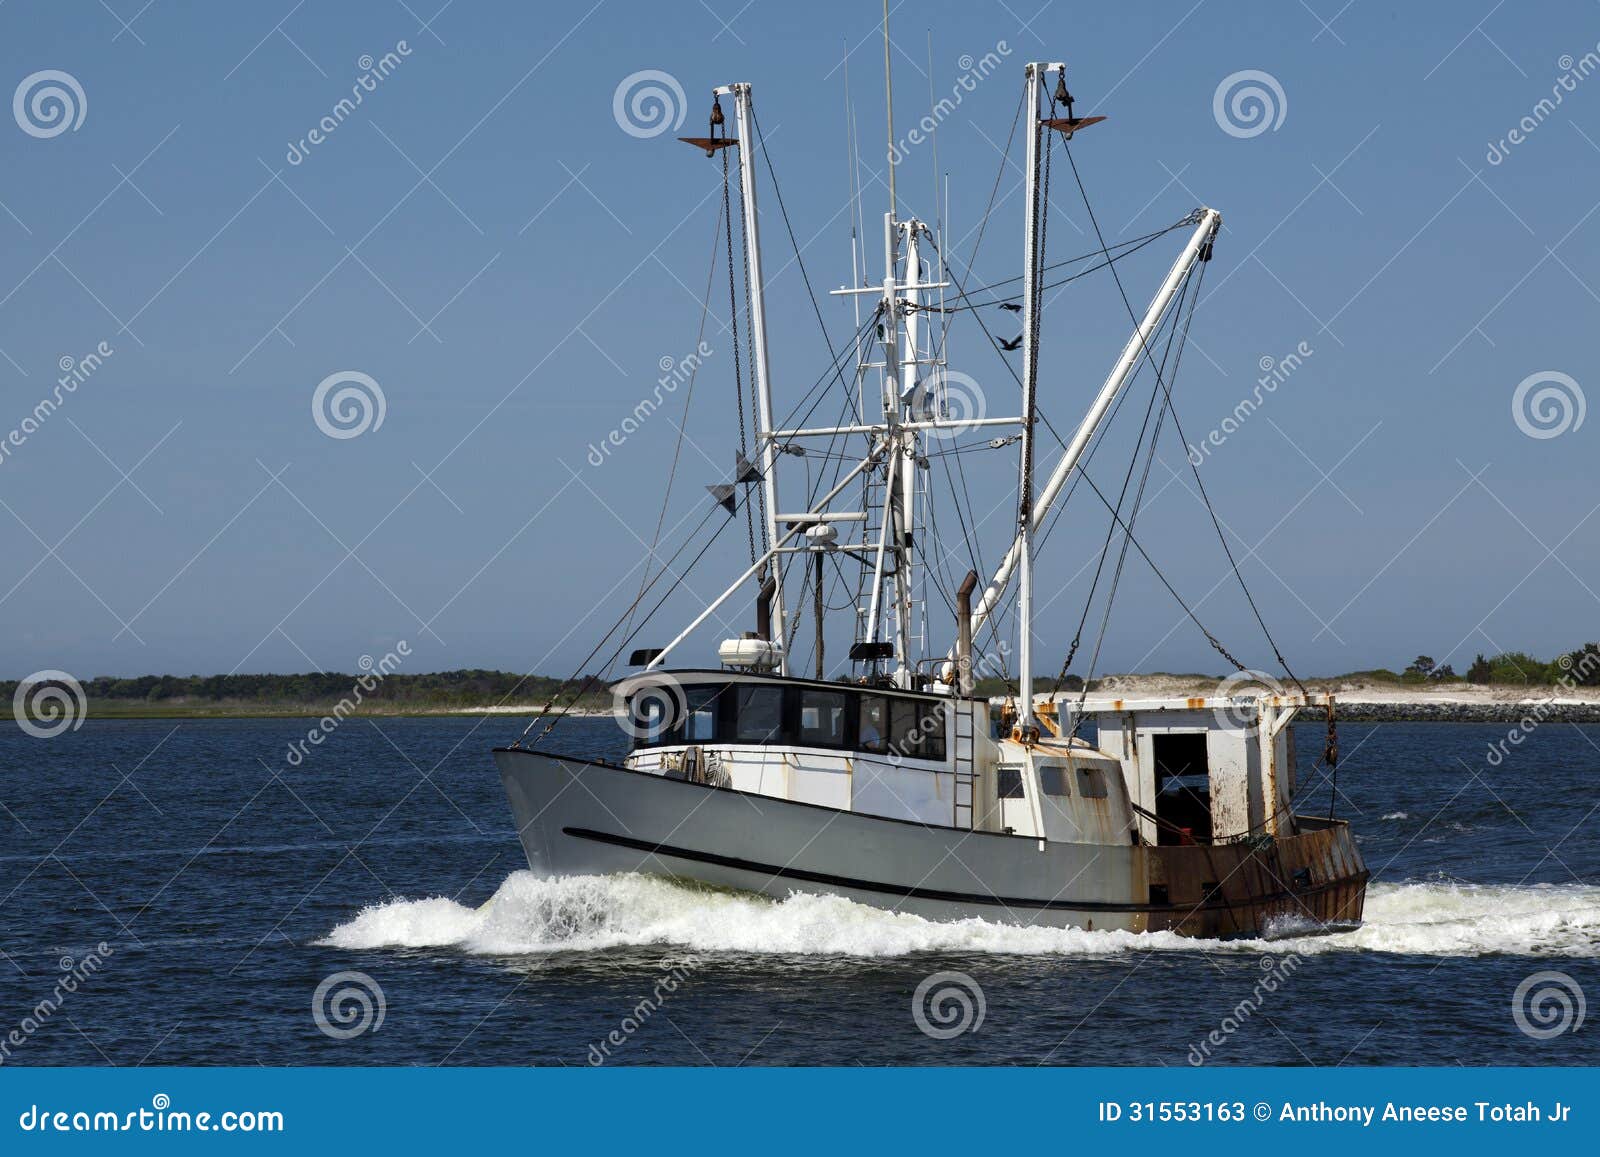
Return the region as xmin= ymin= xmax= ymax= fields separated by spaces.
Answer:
xmin=955 ymin=569 xmax=979 ymax=696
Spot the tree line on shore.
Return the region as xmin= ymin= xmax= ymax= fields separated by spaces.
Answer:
xmin=0 ymin=670 xmax=603 ymax=708
xmin=969 ymin=642 xmax=1600 ymax=696
xmin=1388 ymin=643 xmax=1600 ymax=686
xmin=8 ymin=644 xmax=1599 ymax=712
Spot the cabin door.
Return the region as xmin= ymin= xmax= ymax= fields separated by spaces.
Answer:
xmin=1150 ymin=732 xmax=1212 ymax=845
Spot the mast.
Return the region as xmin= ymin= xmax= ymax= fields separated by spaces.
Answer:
xmin=833 ymin=7 xmax=960 ymax=687
xmin=720 ymin=81 xmax=788 ymax=672
xmin=879 ymin=1 xmax=915 ymax=688
xmin=1015 ymin=63 xmax=1054 ymax=734
xmin=891 ymin=218 xmax=923 ymax=688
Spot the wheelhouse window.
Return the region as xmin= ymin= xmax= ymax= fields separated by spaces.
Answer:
xmin=683 ymin=685 xmax=722 ymax=743
xmin=858 ymin=696 xmax=888 ymax=753
xmin=1038 ymin=765 xmax=1071 ymax=796
xmin=889 ymin=699 xmax=920 ymax=757
xmin=997 ymin=766 xmax=1026 ymax=799
xmin=914 ymin=702 xmax=946 ymax=760
xmin=734 ymin=685 xmax=785 ymax=742
xmin=634 ymin=694 xmax=671 ymax=746
xmin=624 ymin=677 xmax=956 ymax=757
xmin=881 ymin=698 xmax=945 ymax=761
xmin=799 ymin=688 xmax=847 ymax=746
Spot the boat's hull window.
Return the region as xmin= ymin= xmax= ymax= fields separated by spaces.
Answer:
xmin=799 ymin=688 xmax=848 ymax=746
xmin=735 ymin=685 xmax=785 ymax=742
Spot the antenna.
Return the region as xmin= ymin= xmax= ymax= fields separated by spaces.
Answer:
xmin=843 ymin=40 xmax=864 ymax=422
xmin=926 ymin=29 xmax=940 ymax=236
xmin=882 ymin=0 xmax=896 ymax=222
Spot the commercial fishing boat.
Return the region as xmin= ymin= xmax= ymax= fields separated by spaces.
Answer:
xmin=495 ymin=36 xmax=1367 ymax=938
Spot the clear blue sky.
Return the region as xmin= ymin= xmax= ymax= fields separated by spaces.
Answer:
xmin=2 ymin=0 xmax=1596 ymax=683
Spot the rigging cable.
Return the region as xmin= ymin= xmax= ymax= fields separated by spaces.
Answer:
xmin=1047 ymin=263 xmax=1195 ymax=702
xmin=961 ymin=87 xmax=1025 ymax=287
xmin=1059 ymin=140 xmax=1308 ymax=698
xmin=930 ymin=225 xmax=1180 ymax=312
xmin=735 ymin=168 xmax=768 ymax=557
xmin=623 ymin=196 xmax=725 ymax=644
xmin=516 ymin=485 xmax=750 ymax=747
xmin=1072 ymin=276 xmax=1194 ymax=721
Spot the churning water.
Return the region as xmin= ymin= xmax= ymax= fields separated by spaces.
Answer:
xmin=2 ymin=717 xmax=1596 ymax=1065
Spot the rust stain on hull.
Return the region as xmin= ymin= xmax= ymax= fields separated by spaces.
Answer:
xmin=1138 ymin=817 xmax=1368 ymax=938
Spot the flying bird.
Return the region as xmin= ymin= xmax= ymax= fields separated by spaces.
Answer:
xmin=999 ymin=335 xmax=1023 ymax=351
xmin=999 ymin=302 xmax=1022 ymax=312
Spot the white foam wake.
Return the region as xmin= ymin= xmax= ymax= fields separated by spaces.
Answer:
xmin=318 ymin=872 xmax=1600 ymax=959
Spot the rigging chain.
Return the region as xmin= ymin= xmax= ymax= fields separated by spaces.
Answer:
xmin=722 ymin=148 xmax=759 ymax=569
xmin=733 ymin=160 xmax=768 ymax=556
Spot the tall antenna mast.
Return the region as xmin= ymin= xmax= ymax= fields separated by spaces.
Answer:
xmin=882 ymin=0 xmax=896 ymax=222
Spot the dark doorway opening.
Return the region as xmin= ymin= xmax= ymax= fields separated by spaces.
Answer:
xmin=1152 ymin=732 xmax=1212 ymax=845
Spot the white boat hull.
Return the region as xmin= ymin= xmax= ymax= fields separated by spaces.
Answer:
xmin=495 ymin=746 xmax=1147 ymax=930
xmin=494 ymin=745 xmax=1369 ymax=937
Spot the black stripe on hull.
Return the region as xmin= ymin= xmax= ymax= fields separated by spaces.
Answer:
xmin=560 ymin=825 xmax=1365 ymax=918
